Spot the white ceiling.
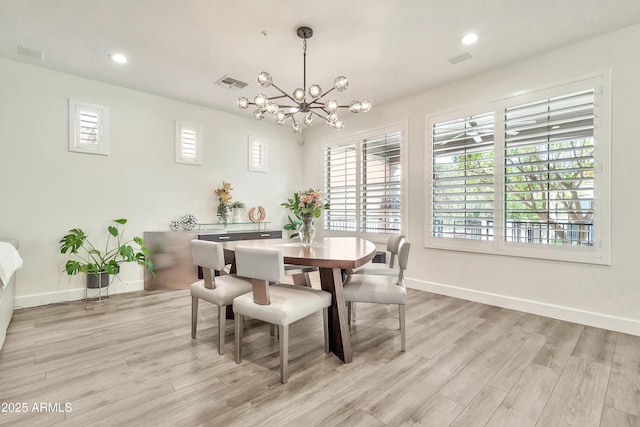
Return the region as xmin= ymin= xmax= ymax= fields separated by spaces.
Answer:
xmin=2 ymin=0 xmax=640 ymax=117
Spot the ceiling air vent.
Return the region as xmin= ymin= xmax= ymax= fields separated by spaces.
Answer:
xmin=17 ymin=45 xmax=45 ymax=61
xmin=449 ymin=52 xmax=473 ymax=64
xmin=215 ymin=75 xmax=248 ymax=90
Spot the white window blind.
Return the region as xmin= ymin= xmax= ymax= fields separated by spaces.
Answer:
xmin=431 ymin=112 xmax=495 ymax=240
xmin=426 ymin=72 xmax=609 ymax=264
xmin=361 ymin=131 xmax=402 ymax=233
xmin=68 ymin=100 xmax=109 ymax=155
xmin=324 ymin=142 xmax=357 ymax=231
xmin=324 ymin=124 xmax=404 ymax=235
xmin=248 ymin=136 xmax=267 ymax=172
xmin=175 ymin=121 xmax=202 ymax=165
xmin=504 ymin=89 xmax=595 ymax=246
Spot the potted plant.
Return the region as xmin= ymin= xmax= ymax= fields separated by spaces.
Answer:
xmin=59 ymin=218 xmax=155 ymax=289
xmin=230 ymin=201 xmax=246 ymax=223
xmin=214 ymin=181 xmax=233 ymax=225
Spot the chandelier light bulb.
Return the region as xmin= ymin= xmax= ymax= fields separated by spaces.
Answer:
xmin=237 ymin=97 xmax=249 ymax=109
xmin=293 ymin=88 xmax=305 ymax=102
xmin=326 ymin=99 xmax=338 ymax=112
xmin=292 ymin=123 xmax=302 ymax=133
xmin=333 ymin=120 xmax=344 ymax=130
xmin=254 ymin=109 xmax=265 ymax=120
xmin=266 ymin=102 xmax=279 ymax=114
xmin=360 ymin=99 xmax=371 ymax=112
xmin=257 ymin=72 xmax=273 ymax=87
xmin=327 ymin=111 xmax=338 ymax=122
xmin=304 ymin=113 xmax=314 ymax=126
xmin=349 ymin=101 xmax=362 ymax=113
xmin=334 ymin=76 xmax=349 ymax=92
xmin=275 ymin=110 xmax=286 ymax=122
xmin=254 ymin=94 xmax=268 ymax=108
xmin=309 ymin=84 xmax=322 ymax=99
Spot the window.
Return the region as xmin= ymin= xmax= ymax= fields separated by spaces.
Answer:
xmin=248 ymin=136 xmax=267 ymax=172
xmin=324 ymin=123 xmax=405 ymax=236
xmin=68 ymin=100 xmax=109 ymax=155
xmin=175 ymin=121 xmax=202 ymax=165
xmin=426 ymin=73 xmax=610 ymax=264
xmin=432 ymin=111 xmax=495 ymax=240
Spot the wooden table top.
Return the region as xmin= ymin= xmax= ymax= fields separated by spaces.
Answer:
xmin=221 ymin=236 xmax=376 ymax=270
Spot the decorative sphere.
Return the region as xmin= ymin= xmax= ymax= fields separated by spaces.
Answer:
xmin=360 ymin=99 xmax=371 ymax=112
xmin=275 ymin=110 xmax=286 ymax=121
xmin=334 ymin=76 xmax=349 ymax=92
xmin=257 ymin=72 xmax=272 ymax=87
xmin=349 ymin=101 xmax=362 ymax=113
xmin=254 ymin=94 xmax=268 ymax=108
xmin=237 ymin=97 xmax=249 ymax=109
xmin=327 ymin=112 xmax=338 ymax=122
xmin=304 ymin=113 xmax=314 ymax=126
xmin=309 ymin=84 xmax=322 ymax=99
xmin=254 ymin=109 xmax=265 ymax=120
xmin=333 ymin=120 xmax=344 ymax=130
xmin=293 ymin=88 xmax=305 ymax=102
xmin=266 ymin=102 xmax=278 ymax=114
xmin=292 ymin=123 xmax=302 ymax=133
xmin=326 ymin=99 xmax=339 ymax=112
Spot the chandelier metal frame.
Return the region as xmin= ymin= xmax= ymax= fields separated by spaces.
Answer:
xmin=237 ymin=26 xmax=371 ymax=133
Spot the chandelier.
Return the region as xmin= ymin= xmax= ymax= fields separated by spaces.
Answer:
xmin=237 ymin=26 xmax=371 ymax=133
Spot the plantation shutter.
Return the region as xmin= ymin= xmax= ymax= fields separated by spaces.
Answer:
xmin=248 ymin=136 xmax=267 ymax=172
xmin=68 ymin=100 xmax=109 ymax=155
xmin=324 ymin=143 xmax=357 ymax=231
xmin=77 ymin=108 xmax=101 ymax=145
xmin=360 ymin=131 xmax=402 ymax=233
xmin=175 ymin=122 xmax=202 ymax=165
xmin=504 ymin=89 xmax=595 ymax=246
xmin=431 ymin=112 xmax=495 ymax=240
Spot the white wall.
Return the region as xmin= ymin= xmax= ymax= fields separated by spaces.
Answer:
xmin=302 ymin=24 xmax=640 ymax=335
xmin=0 ymin=58 xmax=301 ymax=307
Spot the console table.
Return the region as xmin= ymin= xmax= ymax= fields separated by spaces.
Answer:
xmin=143 ymin=225 xmax=282 ymax=290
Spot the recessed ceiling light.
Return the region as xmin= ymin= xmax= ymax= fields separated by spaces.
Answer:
xmin=109 ymin=53 xmax=127 ymax=64
xmin=461 ymin=33 xmax=479 ymax=45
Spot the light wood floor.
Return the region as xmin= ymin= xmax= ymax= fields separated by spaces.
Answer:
xmin=1 ymin=280 xmax=639 ymax=426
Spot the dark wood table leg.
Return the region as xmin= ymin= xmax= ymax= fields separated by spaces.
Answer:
xmin=319 ymin=267 xmax=353 ymax=363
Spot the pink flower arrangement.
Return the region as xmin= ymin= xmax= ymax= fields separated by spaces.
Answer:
xmin=282 ymin=188 xmax=330 ymax=218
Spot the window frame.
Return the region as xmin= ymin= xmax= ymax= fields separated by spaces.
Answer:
xmin=425 ymin=72 xmax=611 ymax=265
xmin=248 ymin=135 xmax=268 ymax=173
xmin=68 ymin=99 xmax=109 ymax=156
xmin=175 ymin=121 xmax=203 ymax=165
xmin=322 ymin=121 xmax=407 ymax=242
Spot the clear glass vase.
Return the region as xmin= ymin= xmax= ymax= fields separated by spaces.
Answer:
xmin=298 ymin=213 xmax=316 ymax=247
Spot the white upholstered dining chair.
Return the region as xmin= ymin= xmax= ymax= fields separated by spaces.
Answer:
xmin=190 ymin=239 xmax=253 ymax=354
xmin=343 ymin=239 xmax=411 ymax=352
xmin=349 ymin=234 xmax=405 ymax=321
xmin=233 ymin=245 xmax=332 ymax=384
xmin=352 ymin=234 xmax=405 ymax=276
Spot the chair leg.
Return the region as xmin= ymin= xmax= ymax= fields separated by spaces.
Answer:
xmin=191 ymin=296 xmax=199 ymax=339
xmin=399 ymin=305 xmax=406 ymax=352
xmin=352 ymin=302 xmax=356 ymax=322
xmin=235 ymin=314 xmax=244 ymax=363
xmin=270 ymin=324 xmax=276 ymax=336
xmin=347 ymin=302 xmax=352 ymax=330
xmin=323 ymin=308 xmax=330 ymax=354
xmin=279 ymin=325 xmax=289 ymax=384
xmin=217 ymin=305 xmax=225 ymax=355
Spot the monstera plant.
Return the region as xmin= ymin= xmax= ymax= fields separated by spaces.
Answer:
xmin=59 ymin=218 xmax=155 ymax=288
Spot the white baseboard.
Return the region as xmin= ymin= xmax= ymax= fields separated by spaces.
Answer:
xmin=406 ymin=277 xmax=640 ymax=337
xmin=14 ymin=280 xmax=145 ymax=309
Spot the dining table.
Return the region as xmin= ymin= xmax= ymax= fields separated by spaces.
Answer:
xmin=221 ymin=236 xmax=376 ymax=363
